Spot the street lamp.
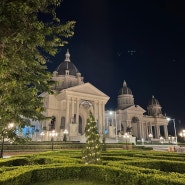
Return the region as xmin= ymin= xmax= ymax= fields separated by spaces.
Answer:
xmin=63 ymin=129 xmax=69 ymax=142
xmin=0 ymin=122 xmax=15 ymax=158
xmin=114 ymin=111 xmax=118 ymax=142
xmin=123 ymin=133 xmax=129 ymax=150
xmin=148 ymin=133 xmax=153 ymax=143
xmin=109 ymin=110 xmax=118 ymax=142
xmin=49 ymin=130 xmax=58 ymax=151
xmin=167 ymin=118 xmax=177 ymax=144
xmin=40 ymin=132 xmax=45 ymax=141
xmin=8 ymin=123 xmax=14 ymax=129
xmin=179 ymin=130 xmax=185 ymax=141
xmin=159 ymin=136 xmax=164 ymax=144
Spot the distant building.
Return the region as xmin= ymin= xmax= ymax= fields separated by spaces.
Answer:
xmin=36 ymin=50 xmax=169 ymax=143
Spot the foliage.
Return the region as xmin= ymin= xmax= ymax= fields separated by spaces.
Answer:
xmin=1 ymin=150 xmax=185 ymax=184
xmin=82 ymin=112 xmax=102 ymax=164
xmin=0 ymin=0 xmax=75 ymax=156
xmin=0 ymin=0 xmax=75 ymax=123
xmin=102 ymin=134 xmax=106 ymax=151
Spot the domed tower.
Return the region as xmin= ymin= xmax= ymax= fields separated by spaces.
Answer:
xmin=52 ymin=49 xmax=84 ymax=90
xmin=147 ymin=96 xmax=162 ymax=116
xmin=117 ymin=81 xmax=134 ymax=109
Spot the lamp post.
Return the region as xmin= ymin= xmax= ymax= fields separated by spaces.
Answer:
xmin=167 ymin=118 xmax=177 ymax=144
xmin=49 ymin=130 xmax=58 ymax=151
xmin=8 ymin=123 xmax=14 ymax=129
xmin=179 ymin=130 xmax=185 ymax=141
xmin=0 ymin=122 xmax=15 ymax=158
xmin=168 ymin=135 xmax=173 ymax=144
xmin=123 ymin=133 xmax=129 ymax=150
xmin=159 ymin=136 xmax=164 ymax=144
xmin=148 ymin=133 xmax=153 ymax=144
xmin=109 ymin=110 xmax=118 ymax=142
xmin=114 ymin=111 xmax=118 ymax=142
xmin=40 ymin=132 xmax=45 ymax=141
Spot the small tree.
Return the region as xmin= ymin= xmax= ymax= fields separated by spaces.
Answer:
xmin=82 ymin=112 xmax=101 ymax=164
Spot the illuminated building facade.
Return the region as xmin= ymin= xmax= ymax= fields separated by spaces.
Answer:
xmin=34 ymin=50 xmax=169 ymax=142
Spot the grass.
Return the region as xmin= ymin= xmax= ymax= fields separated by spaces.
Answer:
xmin=32 ymin=179 xmax=110 ymax=185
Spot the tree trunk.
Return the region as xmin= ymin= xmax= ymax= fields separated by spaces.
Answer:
xmin=0 ymin=133 xmax=5 ymax=158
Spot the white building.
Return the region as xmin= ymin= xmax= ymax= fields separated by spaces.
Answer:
xmin=37 ymin=50 xmax=169 ymax=143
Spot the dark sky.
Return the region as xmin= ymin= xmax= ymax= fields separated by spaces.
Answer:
xmin=47 ymin=0 xmax=185 ymax=131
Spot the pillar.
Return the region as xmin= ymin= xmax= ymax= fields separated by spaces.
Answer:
xmin=65 ymin=98 xmax=70 ymax=131
xmin=164 ymin=125 xmax=168 ymax=139
xmin=76 ymin=98 xmax=80 ymax=124
xmin=71 ymin=97 xmax=74 ymax=123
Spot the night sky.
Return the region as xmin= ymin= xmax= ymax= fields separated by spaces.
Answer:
xmin=47 ymin=0 xmax=185 ymax=132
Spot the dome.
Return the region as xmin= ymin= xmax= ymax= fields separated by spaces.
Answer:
xmin=118 ymin=81 xmax=132 ymax=95
xmin=148 ymin=96 xmax=160 ymax=106
xmin=56 ymin=50 xmax=79 ymax=76
xmin=147 ymin=96 xmax=162 ymax=116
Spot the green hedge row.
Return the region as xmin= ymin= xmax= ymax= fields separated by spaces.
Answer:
xmin=0 ymin=156 xmax=52 ymax=167
xmin=2 ymin=142 xmax=142 ymax=151
xmin=0 ymin=155 xmax=80 ymax=167
xmin=1 ymin=164 xmax=185 ymax=185
xmin=124 ymin=159 xmax=185 ymax=173
xmin=103 ymin=150 xmax=185 ymax=161
xmin=2 ymin=151 xmax=185 ymax=171
xmin=1 ymin=150 xmax=185 ymax=184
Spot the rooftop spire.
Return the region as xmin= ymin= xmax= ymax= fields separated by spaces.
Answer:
xmin=123 ymin=80 xmax=127 ymax=87
xmin=65 ymin=49 xmax=71 ymax=62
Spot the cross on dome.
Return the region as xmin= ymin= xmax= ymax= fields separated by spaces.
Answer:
xmin=123 ymin=80 xmax=127 ymax=87
xmin=65 ymin=49 xmax=71 ymax=62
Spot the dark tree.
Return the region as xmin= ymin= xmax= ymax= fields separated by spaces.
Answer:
xmin=0 ymin=0 xmax=75 ymax=158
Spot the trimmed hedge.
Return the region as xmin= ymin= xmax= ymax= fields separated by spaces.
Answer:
xmin=1 ymin=164 xmax=185 ymax=185
xmin=1 ymin=150 xmax=185 ymax=184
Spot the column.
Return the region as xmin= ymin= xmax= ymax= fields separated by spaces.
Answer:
xmin=76 ymin=98 xmax=80 ymax=124
xmin=138 ymin=121 xmax=142 ymax=139
xmin=65 ymin=98 xmax=70 ymax=131
xmin=146 ymin=124 xmax=149 ymax=139
xmin=98 ymin=101 xmax=102 ymax=134
xmin=94 ymin=101 xmax=97 ymax=118
xmin=156 ymin=126 xmax=160 ymax=138
xmin=164 ymin=125 xmax=168 ymax=139
xmin=140 ymin=120 xmax=145 ymax=139
xmin=154 ymin=126 xmax=157 ymax=138
xmin=150 ymin=124 xmax=152 ymax=134
xmin=102 ymin=103 xmax=105 ymax=134
xmin=71 ymin=97 xmax=74 ymax=123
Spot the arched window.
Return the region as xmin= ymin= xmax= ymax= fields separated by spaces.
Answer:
xmin=50 ymin=116 xmax=56 ymax=131
xmin=60 ymin=117 xmax=65 ymax=129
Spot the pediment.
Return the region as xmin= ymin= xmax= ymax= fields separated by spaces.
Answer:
xmin=56 ymin=82 xmax=110 ymax=102
xmin=126 ymin=105 xmax=146 ymax=113
xmin=66 ymin=82 xmax=109 ymax=98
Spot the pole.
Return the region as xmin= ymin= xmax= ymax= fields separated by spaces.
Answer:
xmin=115 ymin=111 xmax=118 ymax=142
xmin=126 ymin=139 xmax=128 ymax=150
xmin=51 ymin=137 xmax=54 ymax=151
xmin=173 ymin=119 xmax=177 ymax=144
xmin=0 ymin=133 xmax=4 ymax=158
